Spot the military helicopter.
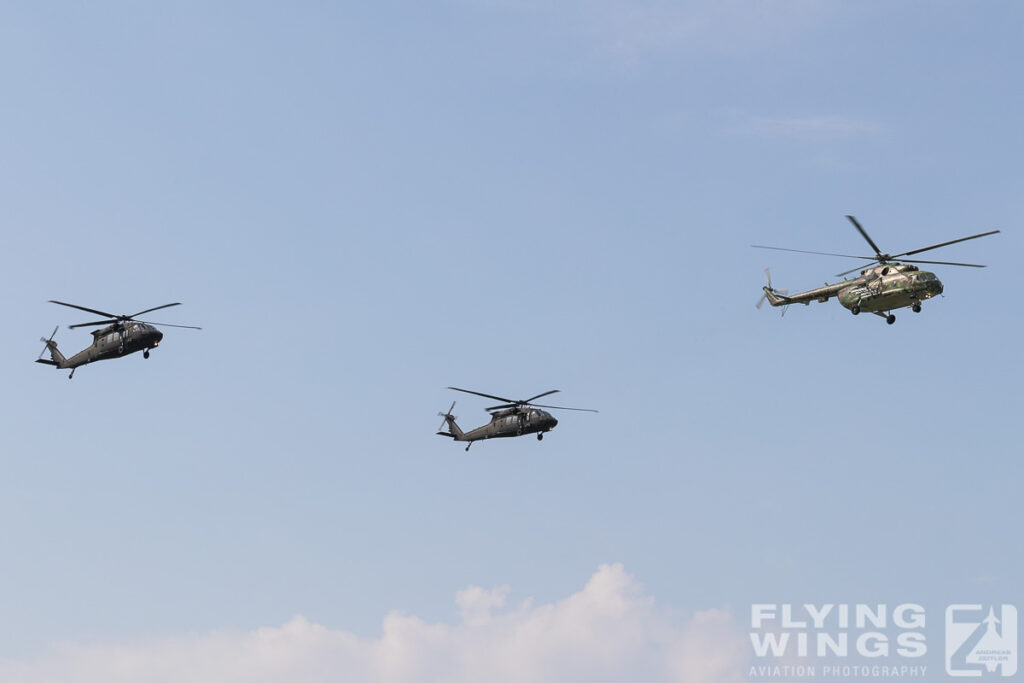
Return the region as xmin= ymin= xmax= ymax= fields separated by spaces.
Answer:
xmin=754 ymin=215 xmax=999 ymax=324
xmin=437 ymin=387 xmax=597 ymax=451
xmin=36 ymin=300 xmax=200 ymax=378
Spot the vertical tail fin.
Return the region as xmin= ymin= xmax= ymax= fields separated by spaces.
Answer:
xmin=436 ymin=402 xmax=465 ymax=440
xmin=755 ymin=268 xmax=790 ymax=313
xmin=35 ymin=327 xmax=67 ymax=367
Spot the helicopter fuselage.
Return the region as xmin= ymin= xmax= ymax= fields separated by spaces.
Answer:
xmin=836 ymin=264 xmax=944 ymax=312
xmin=37 ymin=300 xmax=199 ymax=378
xmin=755 ymin=215 xmax=997 ymax=324
xmin=461 ymin=408 xmax=558 ymax=442
xmin=44 ymin=322 xmax=164 ymax=370
xmin=77 ymin=322 xmax=164 ymax=365
xmin=437 ymin=387 xmax=595 ymax=451
xmin=763 ymin=263 xmax=944 ymax=315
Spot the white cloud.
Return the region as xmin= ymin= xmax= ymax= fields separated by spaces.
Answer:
xmin=0 ymin=564 xmax=749 ymax=683
xmin=671 ymin=608 xmax=751 ymax=683
xmin=456 ymin=583 xmax=510 ymax=626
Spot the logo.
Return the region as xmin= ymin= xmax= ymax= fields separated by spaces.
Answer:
xmin=946 ymin=605 xmax=1018 ymax=677
xmin=748 ymin=604 xmax=929 ymax=679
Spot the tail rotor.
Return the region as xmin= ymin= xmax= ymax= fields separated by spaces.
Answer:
xmin=37 ymin=326 xmax=58 ymax=361
xmin=35 ymin=325 xmax=68 ymax=369
xmin=753 ymin=270 xmax=790 ymax=317
xmin=437 ymin=401 xmax=456 ymax=433
xmin=756 ymin=268 xmax=789 ymax=311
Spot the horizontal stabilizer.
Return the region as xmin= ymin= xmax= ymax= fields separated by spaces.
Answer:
xmin=436 ymin=431 xmax=454 ymax=438
xmin=35 ymin=359 xmax=58 ymax=366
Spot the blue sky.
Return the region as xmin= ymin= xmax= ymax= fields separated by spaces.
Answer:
xmin=1 ymin=2 xmax=1021 ymax=680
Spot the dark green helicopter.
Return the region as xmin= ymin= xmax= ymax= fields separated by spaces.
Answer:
xmin=437 ymin=387 xmax=597 ymax=451
xmin=754 ymin=216 xmax=999 ymax=324
xmin=36 ymin=300 xmax=200 ymax=379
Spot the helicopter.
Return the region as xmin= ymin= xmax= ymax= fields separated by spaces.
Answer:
xmin=437 ymin=387 xmax=597 ymax=451
xmin=754 ymin=215 xmax=999 ymax=324
xmin=36 ymin=300 xmax=201 ymax=378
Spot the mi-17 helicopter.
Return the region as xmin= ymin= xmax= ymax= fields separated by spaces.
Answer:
xmin=437 ymin=387 xmax=597 ymax=451
xmin=754 ymin=215 xmax=999 ymax=324
xmin=36 ymin=300 xmax=201 ymax=378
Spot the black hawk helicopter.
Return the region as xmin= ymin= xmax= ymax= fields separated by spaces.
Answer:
xmin=754 ymin=215 xmax=999 ymax=324
xmin=437 ymin=387 xmax=597 ymax=451
xmin=36 ymin=300 xmax=200 ymax=378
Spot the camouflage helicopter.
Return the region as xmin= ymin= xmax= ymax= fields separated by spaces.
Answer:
xmin=437 ymin=387 xmax=597 ymax=451
xmin=36 ymin=300 xmax=200 ymax=378
xmin=754 ymin=215 xmax=999 ymax=324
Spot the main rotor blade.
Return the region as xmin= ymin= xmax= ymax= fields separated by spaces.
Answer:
xmin=49 ymin=300 xmax=118 ymax=319
xmin=447 ymin=387 xmax=516 ymax=404
xmin=69 ymin=319 xmax=118 ymax=329
xmin=890 ymin=230 xmax=1000 ymax=259
xmin=899 ymin=259 xmax=986 ymax=268
xmin=846 ymin=215 xmax=885 ymax=258
xmin=836 ymin=264 xmax=873 ymax=278
xmin=129 ymin=302 xmax=182 ymax=318
xmin=486 ymin=390 xmax=560 ymax=410
xmin=834 ymin=258 xmax=987 ymax=278
xmin=530 ymin=403 xmax=599 ymax=413
xmin=751 ymin=245 xmax=874 ymax=260
xmin=138 ymin=320 xmax=203 ymax=329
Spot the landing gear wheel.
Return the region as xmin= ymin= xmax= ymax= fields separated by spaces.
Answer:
xmin=912 ymin=303 xmax=921 ymax=313
xmin=537 ymin=433 xmax=544 ymax=441
xmin=144 ymin=349 xmax=150 ymax=359
xmin=851 ymin=306 xmax=860 ymax=316
xmin=886 ymin=314 xmax=896 ymax=325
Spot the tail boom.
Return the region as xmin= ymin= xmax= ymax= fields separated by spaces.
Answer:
xmin=762 ymin=287 xmax=792 ymax=307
